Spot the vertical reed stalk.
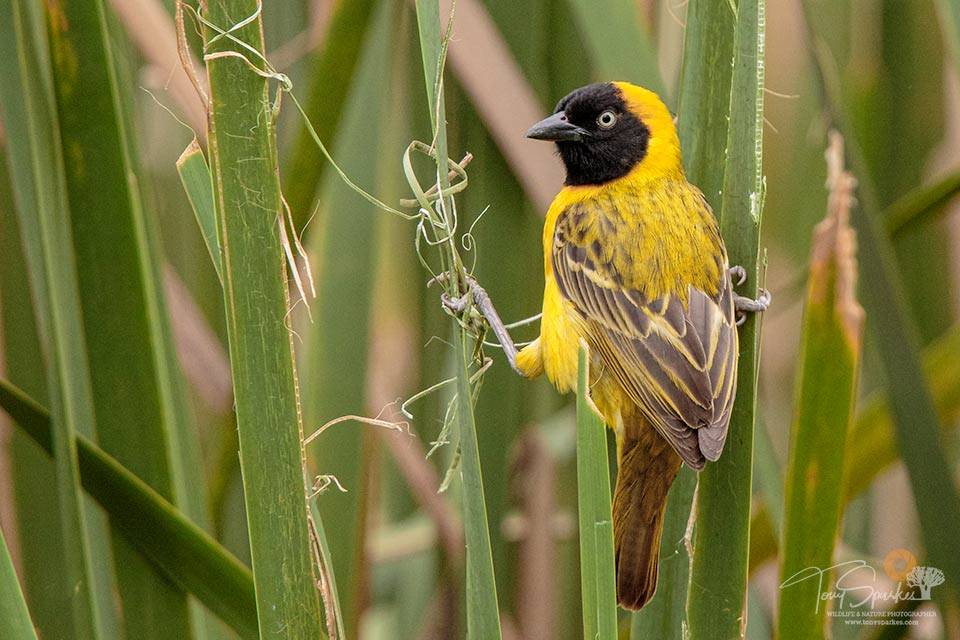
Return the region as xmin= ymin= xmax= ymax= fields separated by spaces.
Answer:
xmin=575 ymin=346 xmax=617 ymax=640
xmin=201 ymin=1 xmax=324 ymax=636
xmin=413 ymin=1 xmax=502 ymax=636
xmin=686 ymin=0 xmax=766 ymax=636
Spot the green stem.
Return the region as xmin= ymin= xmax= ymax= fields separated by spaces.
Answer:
xmin=686 ymin=0 xmax=766 ymax=636
xmin=575 ymin=346 xmax=617 ymax=640
xmin=413 ymin=1 xmax=502 ymax=636
xmin=202 ymin=1 xmax=324 ymax=636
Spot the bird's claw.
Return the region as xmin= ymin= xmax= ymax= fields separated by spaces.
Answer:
xmin=441 ymin=292 xmax=469 ymax=315
xmin=728 ymin=265 xmax=747 ymax=286
xmin=733 ymin=288 xmax=771 ymax=326
xmin=439 ymin=274 xmax=485 ymax=318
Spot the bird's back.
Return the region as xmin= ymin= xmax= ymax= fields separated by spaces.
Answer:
xmin=543 ymin=175 xmax=726 ymax=302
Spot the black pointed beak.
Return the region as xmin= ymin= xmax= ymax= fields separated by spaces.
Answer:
xmin=525 ymin=112 xmax=591 ymax=142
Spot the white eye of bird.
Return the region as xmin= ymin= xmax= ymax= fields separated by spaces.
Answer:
xmin=597 ymin=110 xmax=617 ymax=129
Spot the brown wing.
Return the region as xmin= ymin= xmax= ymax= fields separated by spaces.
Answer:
xmin=552 ymin=206 xmax=737 ymax=469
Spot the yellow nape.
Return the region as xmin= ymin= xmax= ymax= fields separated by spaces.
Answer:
xmin=612 ymin=81 xmax=682 ymax=182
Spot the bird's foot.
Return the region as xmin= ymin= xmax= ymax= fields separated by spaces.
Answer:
xmin=729 ymin=265 xmax=771 ymax=326
xmin=435 ymin=272 xmax=524 ymax=375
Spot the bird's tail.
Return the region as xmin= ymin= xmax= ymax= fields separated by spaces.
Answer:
xmin=612 ymin=424 xmax=683 ymax=610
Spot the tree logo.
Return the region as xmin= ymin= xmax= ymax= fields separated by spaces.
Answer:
xmin=905 ymin=566 xmax=945 ymax=601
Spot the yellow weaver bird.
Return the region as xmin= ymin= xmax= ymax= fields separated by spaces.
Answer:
xmin=445 ymin=81 xmax=768 ymax=610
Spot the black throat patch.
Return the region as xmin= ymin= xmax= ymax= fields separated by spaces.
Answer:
xmin=553 ymin=83 xmax=650 ymax=186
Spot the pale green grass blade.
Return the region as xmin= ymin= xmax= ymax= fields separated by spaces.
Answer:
xmin=750 ymin=322 xmax=960 ymax=570
xmin=45 ymin=0 xmax=211 ymax=635
xmin=414 ymin=1 xmax=502 ymax=636
xmin=455 ymin=104 xmax=537 ymax=614
xmin=301 ymin=2 xmax=400 ymax=633
xmin=177 ymin=140 xmax=222 ymax=283
xmin=633 ymin=1 xmax=740 ymax=634
xmin=0 ymin=1 xmax=117 ymax=636
xmin=778 ymin=148 xmax=864 ymax=639
xmin=282 ymin=0 xmax=378 ymax=225
xmin=803 ymin=2 xmax=960 ymax=599
xmin=686 ymin=0 xmax=766 ymax=635
xmin=0 ymin=527 xmax=37 ymax=640
xmin=202 ymin=1 xmax=325 ymax=636
xmin=0 ymin=377 xmax=259 ymax=639
xmin=455 ymin=1 xmax=566 ymax=610
xmin=575 ymin=346 xmax=617 ymax=640
xmin=453 ymin=331 xmax=504 ymax=639
xmin=885 ymin=170 xmax=960 ymax=237
xmin=564 ymin=0 xmax=664 ymax=96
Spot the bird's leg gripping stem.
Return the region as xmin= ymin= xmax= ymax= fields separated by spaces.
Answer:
xmin=439 ymin=274 xmax=524 ymax=376
xmin=729 ymin=265 xmax=772 ymax=326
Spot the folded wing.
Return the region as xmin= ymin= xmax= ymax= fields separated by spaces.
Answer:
xmin=552 ymin=205 xmax=737 ymax=469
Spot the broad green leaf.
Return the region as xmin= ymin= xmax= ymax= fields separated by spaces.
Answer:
xmin=575 ymin=346 xmax=617 ymax=640
xmin=803 ymin=0 xmax=960 ymax=599
xmin=0 ymin=377 xmax=259 ymax=639
xmin=203 ymin=0 xmax=325 ymax=636
xmin=686 ymin=0 xmax=766 ymax=635
xmin=778 ymin=149 xmax=864 ymax=639
xmin=0 ymin=0 xmax=115 ymax=636
xmin=45 ymin=0 xmax=211 ymax=635
xmin=674 ymin=0 xmax=738 ymax=206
